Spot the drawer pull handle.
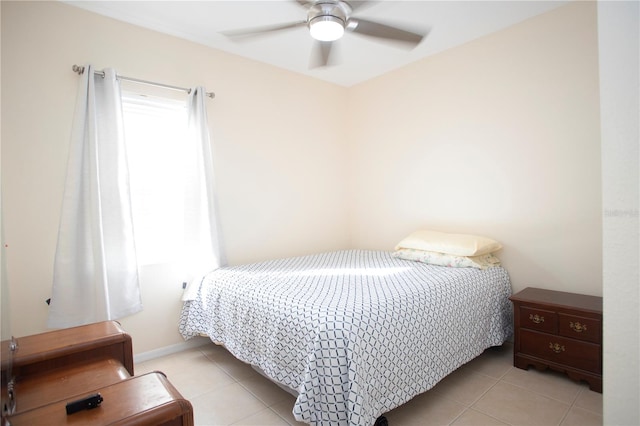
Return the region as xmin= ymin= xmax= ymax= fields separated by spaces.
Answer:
xmin=549 ymin=342 xmax=565 ymax=353
xmin=569 ymin=321 xmax=587 ymax=333
xmin=529 ymin=314 xmax=545 ymax=324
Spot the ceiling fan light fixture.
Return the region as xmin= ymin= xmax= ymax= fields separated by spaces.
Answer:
xmin=309 ymin=15 xmax=345 ymax=41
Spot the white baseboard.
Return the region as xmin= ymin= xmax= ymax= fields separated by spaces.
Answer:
xmin=134 ymin=336 xmax=211 ymax=364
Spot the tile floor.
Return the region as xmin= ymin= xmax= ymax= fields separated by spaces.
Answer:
xmin=135 ymin=342 xmax=602 ymax=426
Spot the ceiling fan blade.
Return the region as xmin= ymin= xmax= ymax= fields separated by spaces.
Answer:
xmin=348 ymin=18 xmax=425 ymax=47
xmin=309 ymin=40 xmax=334 ymax=69
xmin=348 ymin=1 xmax=378 ymax=12
xmin=222 ymin=21 xmax=307 ymax=39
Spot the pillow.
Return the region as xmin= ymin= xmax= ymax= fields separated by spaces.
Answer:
xmin=393 ymin=248 xmax=501 ymax=269
xmin=395 ymin=229 xmax=502 ymax=257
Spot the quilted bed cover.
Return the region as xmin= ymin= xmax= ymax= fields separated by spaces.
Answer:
xmin=179 ymin=250 xmax=513 ymax=426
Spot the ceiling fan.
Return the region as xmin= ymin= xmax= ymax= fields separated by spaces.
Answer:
xmin=222 ymin=0 xmax=427 ymax=68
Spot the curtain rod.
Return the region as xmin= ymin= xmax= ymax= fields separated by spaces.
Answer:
xmin=72 ymin=65 xmax=215 ymax=99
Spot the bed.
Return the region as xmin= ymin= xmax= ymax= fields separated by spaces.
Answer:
xmin=179 ymin=249 xmax=512 ymax=426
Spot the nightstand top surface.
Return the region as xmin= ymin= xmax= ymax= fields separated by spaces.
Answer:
xmin=510 ymin=287 xmax=602 ymax=314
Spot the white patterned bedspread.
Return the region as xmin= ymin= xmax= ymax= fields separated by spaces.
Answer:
xmin=179 ymin=250 xmax=513 ymax=426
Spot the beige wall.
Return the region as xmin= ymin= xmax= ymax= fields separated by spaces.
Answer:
xmin=1 ymin=1 xmax=350 ymax=353
xmin=347 ymin=1 xmax=602 ymax=297
xmin=1 ymin=1 xmax=603 ymax=351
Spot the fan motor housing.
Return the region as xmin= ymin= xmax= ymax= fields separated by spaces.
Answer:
xmin=308 ymin=1 xmax=351 ymax=25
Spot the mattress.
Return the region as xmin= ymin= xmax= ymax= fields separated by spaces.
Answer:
xmin=179 ymin=250 xmax=513 ymax=425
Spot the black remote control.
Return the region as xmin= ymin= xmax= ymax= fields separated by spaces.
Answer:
xmin=66 ymin=393 xmax=103 ymax=415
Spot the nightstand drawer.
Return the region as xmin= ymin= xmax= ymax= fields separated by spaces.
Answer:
xmin=559 ymin=313 xmax=601 ymax=344
xmin=520 ymin=329 xmax=601 ymax=373
xmin=520 ymin=306 xmax=557 ymax=333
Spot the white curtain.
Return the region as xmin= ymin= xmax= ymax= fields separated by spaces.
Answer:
xmin=181 ymin=87 xmax=225 ymax=300
xmin=48 ymin=65 xmax=142 ymax=328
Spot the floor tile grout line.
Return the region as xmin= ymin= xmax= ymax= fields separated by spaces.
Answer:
xmin=446 ymin=406 xmax=469 ymax=425
xmin=448 ymin=404 xmax=476 ymax=426
xmin=438 ymin=361 xmax=516 ymax=409
xmin=460 ymin=374 xmax=513 ymax=425
xmin=176 ymin=374 xmax=238 ymax=402
xmin=228 ymin=404 xmax=276 ymax=426
xmin=196 ymin=346 xmax=302 ymax=426
xmin=569 ymin=386 xmax=583 ymax=409
xmin=556 ymin=405 xmax=572 ymax=426
xmin=429 ymin=362 xmax=511 ymax=425
xmin=275 ymin=406 xmax=300 ymax=426
xmin=497 ymin=374 xmax=587 ymax=408
xmin=467 ymin=367 xmax=589 ymax=426
xmin=198 ymin=348 xmax=257 ymax=386
xmin=570 ymin=403 xmax=604 ymax=418
xmin=566 ymin=387 xmax=604 ymax=420
xmin=183 ymin=348 xmax=299 ymax=425
xmin=451 ymin=406 xmax=511 ymax=426
xmin=138 ymin=350 xmax=294 ymax=425
xmin=430 ymin=372 xmax=501 ymax=410
xmin=235 ymin=378 xmax=290 ymax=409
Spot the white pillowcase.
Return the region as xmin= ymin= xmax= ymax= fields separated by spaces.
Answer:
xmin=395 ymin=229 xmax=502 ymax=257
xmin=393 ymin=248 xmax=501 ymax=269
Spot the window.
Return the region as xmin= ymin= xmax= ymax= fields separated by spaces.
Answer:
xmin=122 ymin=92 xmax=188 ymax=265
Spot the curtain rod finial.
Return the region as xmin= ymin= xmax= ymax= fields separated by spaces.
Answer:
xmin=72 ymin=65 xmax=85 ymax=75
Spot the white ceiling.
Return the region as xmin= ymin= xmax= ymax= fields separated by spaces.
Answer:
xmin=64 ymin=1 xmax=567 ymax=87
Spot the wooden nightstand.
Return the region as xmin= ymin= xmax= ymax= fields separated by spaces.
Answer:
xmin=1 ymin=321 xmax=193 ymax=425
xmin=1 ymin=321 xmax=135 ymax=416
xmin=510 ymin=287 xmax=602 ymax=393
xmin=6 ymin=372 xmax=194 ymax=425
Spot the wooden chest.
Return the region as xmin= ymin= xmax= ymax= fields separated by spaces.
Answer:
xmin=2 ymin=321 xmax=193 ymax=425
xmin=6 ymin=372 xmax=194 ymax=425
xmin=510 ymin=287 xmax=602 ymax=392
xmin=1 ymin=321 xmax=135 ymax=415
xmin=1 ymin=320 xmax=134 ymax=381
